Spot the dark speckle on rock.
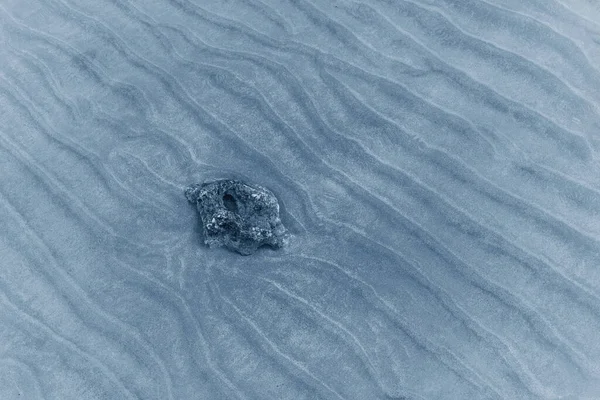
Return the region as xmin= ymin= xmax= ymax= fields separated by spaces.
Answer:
xmin=185 ymin=179 xmax=288 ymax=255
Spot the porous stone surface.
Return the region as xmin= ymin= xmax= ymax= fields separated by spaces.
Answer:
xmin=185 ymin=179 xmax=288 ymax=255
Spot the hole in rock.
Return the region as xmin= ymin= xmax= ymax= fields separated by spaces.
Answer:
xmin=222 ymin=193 xmax=238 ymax=213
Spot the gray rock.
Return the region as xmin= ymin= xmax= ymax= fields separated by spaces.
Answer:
xmin=185 ymin=179 xmax=288 ymax=255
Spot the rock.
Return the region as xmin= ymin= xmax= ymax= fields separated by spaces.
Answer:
xmin=185 ymin=179 xmax=288 ymax=255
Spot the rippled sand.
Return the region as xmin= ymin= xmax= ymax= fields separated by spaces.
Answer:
xmin=1 ymin=1 xmax=599 ymax=399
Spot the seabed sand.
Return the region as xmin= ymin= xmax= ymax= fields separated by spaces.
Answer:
xmin=1 ymin=1 xmax=600 ymax=399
